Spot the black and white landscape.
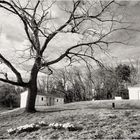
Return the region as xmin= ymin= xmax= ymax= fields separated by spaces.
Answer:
xmin=0 ymin=0 xmax=140 ymax=139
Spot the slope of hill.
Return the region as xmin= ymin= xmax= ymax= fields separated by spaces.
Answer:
xmin=1 ymin=100 xmax=140 ymax=139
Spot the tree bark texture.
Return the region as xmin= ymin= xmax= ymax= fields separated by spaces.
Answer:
xmin=25 ymin=60 xmax=40 ymax=112
xmin=25 ymin=84 xmax=37 ymax=112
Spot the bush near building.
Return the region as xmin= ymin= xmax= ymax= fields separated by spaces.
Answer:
xmin=0 ymin=84 xmax=20 ymax=108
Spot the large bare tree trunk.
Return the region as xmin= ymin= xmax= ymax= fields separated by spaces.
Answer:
xmin=25 ymin=62 xmax=39 ymax=112
xmin=25 ymin=83 xmax=37 ymax=112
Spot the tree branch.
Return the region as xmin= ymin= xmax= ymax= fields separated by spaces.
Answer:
xmin=0 ymin=1 xmax=36 ymax=49
xmin=40 ymin=0 xmax=81 ymax=54
xmin=0 ymin=78 xmax=28 ymax=87
xmin=0 ymin=53 xmax=23 ymax=84
xmin=69 ymin=52 xmax=104 ymax=67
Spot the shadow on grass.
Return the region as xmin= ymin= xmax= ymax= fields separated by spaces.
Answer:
xmin=37 ymin=106 xmax=140 ymax=113
xmin=87 ymin=106 xmax=140 ymax=110
xmin=36 ymin=108 xmax=80 ymax=113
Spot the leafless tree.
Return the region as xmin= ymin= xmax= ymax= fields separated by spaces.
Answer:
xmin=0 ymin=0 xmax=131 ymax=112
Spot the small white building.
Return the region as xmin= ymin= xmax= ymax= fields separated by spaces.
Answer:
xmin=20 ymin=91 xmax=28 ymax=108
xmin=128 ymin=84 xmax=140 ymax=100
xmin=115 ymin=96 xmax=122 ymax=100
xmin=20 ymin=91 xmax=64 ymax=108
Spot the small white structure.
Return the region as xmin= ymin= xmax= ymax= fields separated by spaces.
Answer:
xmin=115 ymin=96 xmax=122 ymax=100
xmin=35 ymin=92 xmax=48 ymax=106
xmin=20 ymin=91 xmax=64 ymax=108
xmin=36 ymin=92 xmax=64 ymax=106
xmin=128 ymin=84 xmax=140 ymax=100
xmin=20 ymin=91 xmax=28 ymax=108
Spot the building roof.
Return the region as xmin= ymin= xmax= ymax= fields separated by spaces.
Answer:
xmin=21 ymin=90 xmax=64 ymax=98
xmin=38 ymin=91 xmax=64 ymax=98
xmin=37 ymin=91 xmax=46 ymax=96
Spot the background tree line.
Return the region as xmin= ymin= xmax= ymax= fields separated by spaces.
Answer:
xmin=39 ymin=62 xmax=139 ymax=103
xmin=0 ymin=62 xmax=138 ymax=108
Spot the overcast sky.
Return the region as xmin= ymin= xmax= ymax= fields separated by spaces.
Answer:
xmin=0 ymin=0 xmax=140 ymax=79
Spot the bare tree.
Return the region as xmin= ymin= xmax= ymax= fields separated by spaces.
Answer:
xmin=0 ymin=0 xmax=131 ymax=112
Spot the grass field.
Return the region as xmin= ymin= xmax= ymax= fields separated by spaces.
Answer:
xmin=0 ymin=106 xmax=12 ymax=114
xmin=1 ymin=100 xmax=140 ymax=139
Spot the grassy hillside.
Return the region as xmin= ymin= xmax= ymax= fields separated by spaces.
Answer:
xmin=0 ymin=106 xmax=12 ymax=113
xmin=1 ymin=100 xmax=140 ymax=139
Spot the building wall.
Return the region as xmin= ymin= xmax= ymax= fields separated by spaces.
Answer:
xmin=36 ymin=95 xmax=64 ymax=106
xmin=46 ymin=96 xmax=54 ymax=106
xmin=36 ymin=96 xmax=64 ymax=106
xmin=54 ymin=97 xmax=64 ymax=105
xmin=128 ymin=87 xmax=140 ymax=100
xmin=20 ymin=91 xmax=28 ymax=108
xmin=35 ymin=95 xmax=47 ymax=106
xmin=20 ymin=91 xmax=64 ymax=108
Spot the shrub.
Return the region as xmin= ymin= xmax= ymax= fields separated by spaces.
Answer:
xmin=0 ymin=84 xmax=20 ymax=108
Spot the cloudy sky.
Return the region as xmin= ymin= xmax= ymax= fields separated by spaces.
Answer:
xmin=0 ymin=0 xmax=140 ymax=79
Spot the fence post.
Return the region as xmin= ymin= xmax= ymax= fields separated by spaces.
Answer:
xmin=112 ymin=102 xmax=115 ymax=109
